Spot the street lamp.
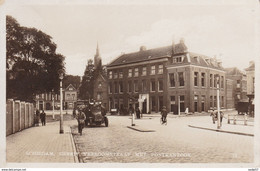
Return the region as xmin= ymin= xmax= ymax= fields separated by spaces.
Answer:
xmin=58 ymin=69 xmax=64 ymax=134
xmin=216 ymin=74 xmax=221 ymax=129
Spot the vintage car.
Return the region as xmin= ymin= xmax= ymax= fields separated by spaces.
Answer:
xmin=84 ymin=104 xmax=108 ymax=127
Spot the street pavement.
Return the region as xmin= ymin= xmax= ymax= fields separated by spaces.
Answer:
xmin=71 ymin=114 xmax=254 ymax=163
xmin=6 ymin=119 xmax=78 ymax=163
xmin=6 ymin=112 xmax=254 ymax=163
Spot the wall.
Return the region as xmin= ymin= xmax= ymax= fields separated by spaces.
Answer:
xmin=6 ymin=99 xmax=35 ymax=136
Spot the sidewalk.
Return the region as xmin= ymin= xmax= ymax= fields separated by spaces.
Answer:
xmin=6 ymin=119 xmax=78 ymax=163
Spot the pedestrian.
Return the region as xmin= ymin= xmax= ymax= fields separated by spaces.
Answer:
xmin=40 ymin=110 xmax=46 ymax=126
xmin=136 ymin=107 xmax=141 ymax=119
xmin=35 ymin=109 xmax=40 ymax=126
xmin=76 ymin=107 xmax=86 ymax=136
xmin=129 ymin=105 xmax=135 ymax=116
xmin=161 ymin=106 xmax=168 ymax=123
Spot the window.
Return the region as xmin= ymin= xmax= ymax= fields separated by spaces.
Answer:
xmin=194 ymin=72 xmax=198 ymax=86
xmin=114 ymin=82 xmax=118 ymax=94
xmin=210 ymin=74 xmax=213 ymax=87
xmin=142 ymin=80 xmax=147 ymax=92
xmin=134 ymin=68 xmax=139 ymax=77
xmin=151 ymin=65 xmax=155 ymax=75
xmin=170 ymin=96 xmax=175 ymax=102
xmin=169 ymin=73 xmax=175 ymax=87
xmin=158 ymin=79 xmax=163 ymax=91
xmin=173 ymin=56 xmax=183 ymax=63
xmin=67 ymin=94 xmax=70 ymax=100
xmin=178 ymin=72 xmax=185 ymax=86
xmin=237 ymin=80 xmax=240 ymax=88
xmin=180 ymin=95 xmax=185 ymax=101
xmin=97 ymin=92 xmax=101 ymax=100
xmin=128 ymin=81 xmax=132 ymax=92
xmin=98 ymin=82 xmax=102 ymax=88
xmin=114 ymin=71 xmax=118 ymax=79
xmin=72 ymin=94 xmax=75 ymax=100
xmin=214 ymin=96 xmax=217 ymax=108
xmin=151 ymin=80 xmax=155 ymax=92
xmin=221 ymin=96 xmax=224 ymax=107
xmin=109 ymin=83 xmax=112 ymax=94
xmin=134 ymin=81 xmax=138 ymax=92
xmin=214 ymin=75 xmax=217 ymax=88
xmin=109 ymin=71 xmax=112 ymax=79
xmin=128 ymin=69 xmax=132 ymax=77
xmin=221 ymin=76 xmax=224 ymax=88
xmin=69 ymin=87 xmax=73 ymax=90
xmin=142 ymin=67 xmax=147 ymax=76
xmin=151 ymin=96 xmax=156 ymax=111
xmin=119 ymin=70 xmax=123 ymax=78
xmin=210 ymin=96 xmax=213 ymax=108
xmin=119 ymin=81 xmax=123 ymax=93
xmin=158 ymin=64 xmax=163 ymax=74
xmin=201 ymin=95 xmax=205 ymax=111
xmin=201 ymin=73 xmax=205 ymax=87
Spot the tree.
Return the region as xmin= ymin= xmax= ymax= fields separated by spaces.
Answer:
xmin=6 ymin=15 xmax=65 ymax=101
xmin=79 ymin=59 xmax=95 ymax=100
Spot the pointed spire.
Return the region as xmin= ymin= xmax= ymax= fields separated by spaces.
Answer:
xmin=96 ymin=42 xmax=100 ymax=56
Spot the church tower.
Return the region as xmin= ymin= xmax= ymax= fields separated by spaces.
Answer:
xmin=94 ymin=43 xmax=102 ymax=69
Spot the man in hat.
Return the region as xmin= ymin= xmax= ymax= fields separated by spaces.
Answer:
xmin=161 ymin=106 xmax=168 ymax=123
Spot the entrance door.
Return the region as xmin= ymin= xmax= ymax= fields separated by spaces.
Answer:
xmin=142 ymin=100 xmax=147 ymax=113
xmin=194 ymin=102 xmax=198 ymax=112
xmin=180 ymin=102 xmax=185 ymax=112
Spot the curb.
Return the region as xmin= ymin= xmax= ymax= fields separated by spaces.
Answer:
xmin=188 ymin=125 xmax=254 ymax=137
xmin=127 ymin=126 xmax=156 ymax=132
xmin=69 ymin=126 xmax=80 ymax=163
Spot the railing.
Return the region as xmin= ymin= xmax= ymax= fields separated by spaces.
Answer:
xmin=6 ymin=99 xmax=35 ymax=136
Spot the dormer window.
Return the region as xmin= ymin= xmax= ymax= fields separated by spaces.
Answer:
xmin=173 ymin=56 xmax=183 ymax=63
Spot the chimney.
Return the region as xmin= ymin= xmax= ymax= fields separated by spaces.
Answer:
xmin=249 ymin=61 xmax=254 ymax=66
xmin=180 ymin=38 xmax=185 ymax=44
xmin=140 ymin=46 xmax=146 ymax=51
xmin=172 ymin=39 xmax=175 ymax=54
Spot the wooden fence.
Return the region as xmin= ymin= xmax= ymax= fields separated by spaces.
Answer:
xmin=6 ymin=99 xmax=35 ymax=136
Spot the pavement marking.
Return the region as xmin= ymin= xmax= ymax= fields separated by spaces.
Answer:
xmin=188 ymin=125 xmax=254 ymax=137
xmin=126 ymin=126 xmax=156 ymax=132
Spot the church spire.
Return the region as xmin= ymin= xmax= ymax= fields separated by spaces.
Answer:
xmin=94 ymin=42 xmax=102 ymax=69
xmin=96 ymin=42 xmax=100 ymax=56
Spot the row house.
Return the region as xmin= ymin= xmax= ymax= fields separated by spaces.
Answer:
xmin=106 ymin=39 xmax=226 ymax=114
xmin=224 ymin=67 xmax=247 ymax=109
xmin=34 ymin=84 xmax=77 ymax=110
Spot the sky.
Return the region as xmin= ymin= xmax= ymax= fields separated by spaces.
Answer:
xmin=4 ymin=0 xmax=259 ymax=76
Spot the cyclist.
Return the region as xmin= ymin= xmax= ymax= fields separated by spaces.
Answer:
xmin=161 ymin=106 xmax=168 ymax=124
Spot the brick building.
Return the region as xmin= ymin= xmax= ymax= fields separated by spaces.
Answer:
xmin=35 ymin=84 xmax=78 ymax=110
xmin=224 ymin=67 xmax=247 ymax=109
xmin=245 ymin=61 xmax=255 ymax=115
xmin=106 ymin=39 xmax=226 ymax=114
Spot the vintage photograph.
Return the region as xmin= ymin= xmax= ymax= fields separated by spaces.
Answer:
xmin=1 ymin=0 xmax=259 ymax=168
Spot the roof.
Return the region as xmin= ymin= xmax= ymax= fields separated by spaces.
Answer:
xmin=107 ymin=43 xmax=224 ymax=70
xmin=245 ymin=62 xmax=255 ymax=71
xmin=224 ymin=67 xmax=244 ymax=75
xmin=65 ymin=84 xmax=77 ymax=91
xmin=108 ymin=45 xmax=172 ymax=67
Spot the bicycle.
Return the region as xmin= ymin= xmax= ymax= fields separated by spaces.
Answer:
xmin=160 ymin=117 xmax=167 ymax=125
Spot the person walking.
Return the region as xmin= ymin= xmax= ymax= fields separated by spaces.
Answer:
xmin=40 ymin=110 xmax=46 ymax=126
xmin=161 ymin=106 xmax=168 ymax=124
xmin=35 ymin=109 xmax=40 ymax=126
xmin=76 ymin=107 xmax=86 ymax=136
xmin=136 ymin=107 xmax=141 ymax=119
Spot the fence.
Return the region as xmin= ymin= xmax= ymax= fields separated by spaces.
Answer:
xmin=6 ymin=99 xmax=35 ymax=136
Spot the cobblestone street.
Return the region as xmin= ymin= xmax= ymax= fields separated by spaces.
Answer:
xmin=71 ymin=115 xmax=254 ymax=163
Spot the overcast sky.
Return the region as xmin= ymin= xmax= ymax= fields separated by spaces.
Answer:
xmin=5 ymin=0 xmax=259 ymax=76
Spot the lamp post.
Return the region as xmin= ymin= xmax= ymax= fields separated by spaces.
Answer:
xmin=216 ymin=74 xmax=221 ymax=129
xmin=52 ymin=89 xmax=55 ymax=120
xmin=58 ymin=69 xmax=64 ymax=134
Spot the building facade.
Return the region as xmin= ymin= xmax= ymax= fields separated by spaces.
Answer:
xmin=107 ymin=40 xmax=226 ymax=114
xmin=225 ymin=67 xmax=247 ymax=109
xmin=245 ymin=61 xmax=255 ymax=116
xmin=35 ymin=84 xmax=78 ymax=110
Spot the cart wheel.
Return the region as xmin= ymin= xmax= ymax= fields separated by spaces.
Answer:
xmin=104 ymin=117 xmax=109 ymax=127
